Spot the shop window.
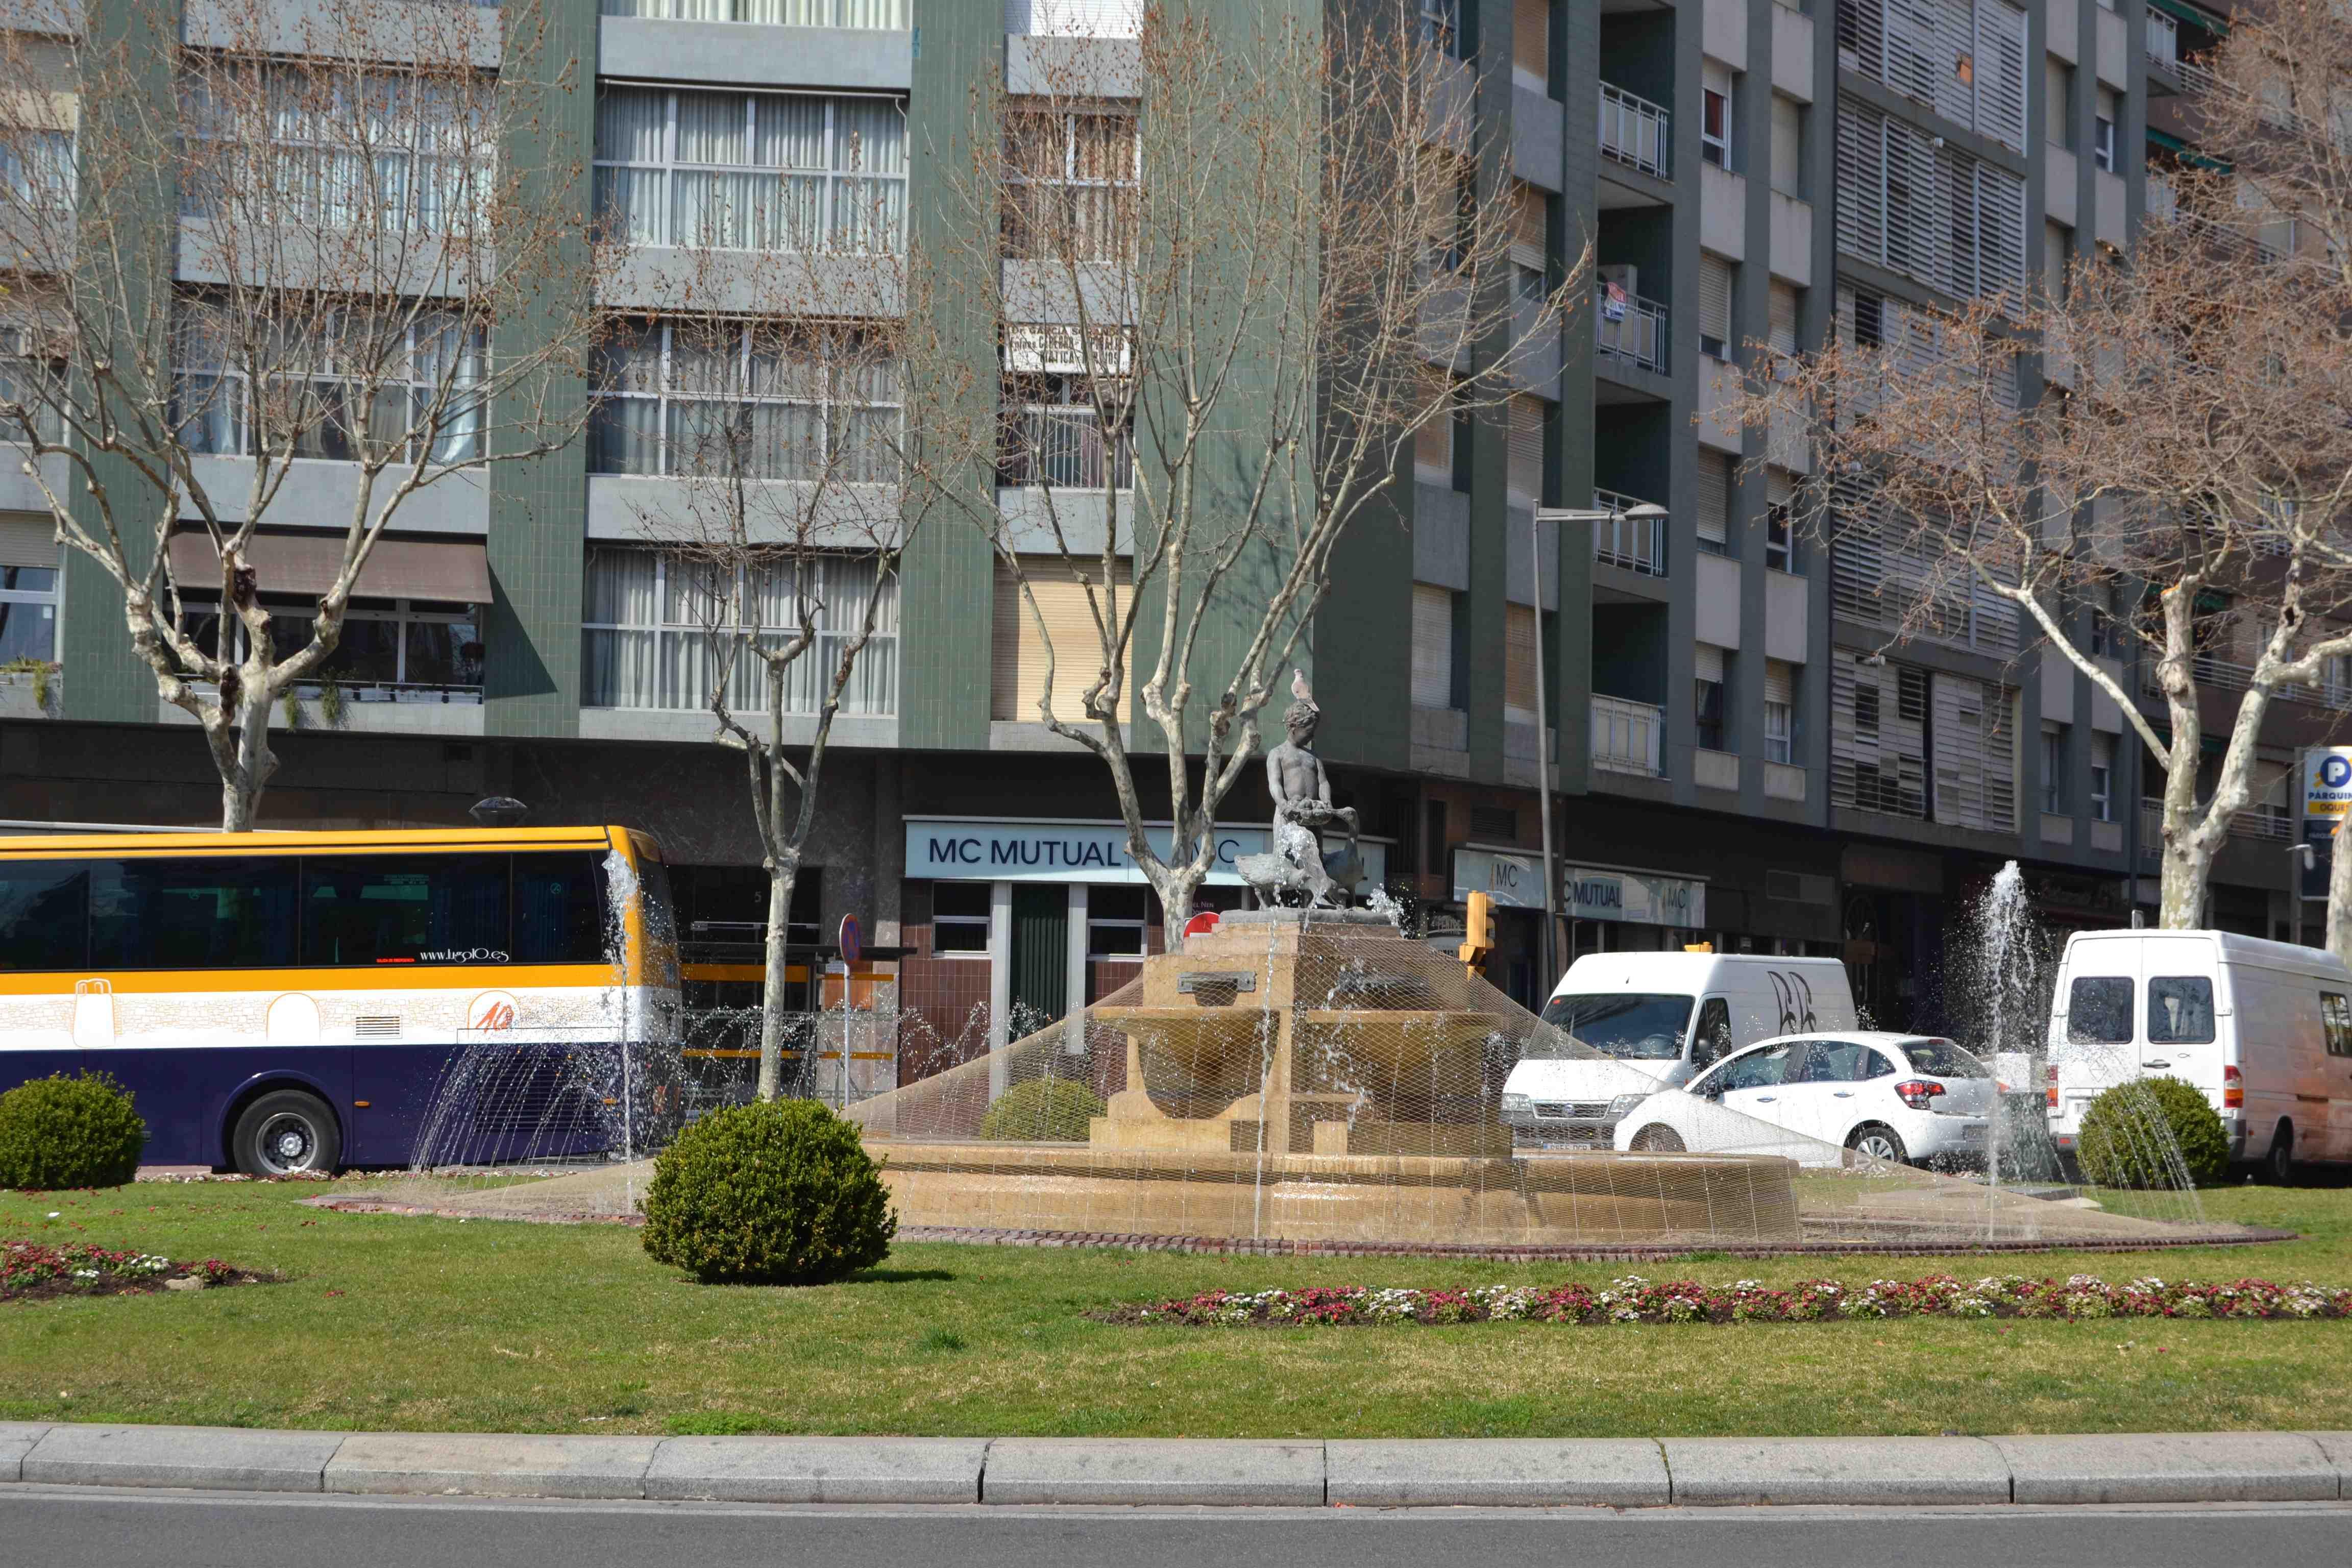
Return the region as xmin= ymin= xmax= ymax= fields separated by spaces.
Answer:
xmin=0 ymin=563 xmax=57 ymax=663
xmin=932 ymin=881 xmax=991 ymax=955
xmin=1087 ymin=885 xmax=1149 ymax=958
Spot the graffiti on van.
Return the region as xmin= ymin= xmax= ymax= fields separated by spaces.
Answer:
xmin=1768 ymin=970 xmax=1819 ymax=1035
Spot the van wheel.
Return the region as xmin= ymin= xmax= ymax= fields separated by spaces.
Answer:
xmin=231 ymin=1090 xmax=342 ymax=1178
xmin=1630 ymin=1125 xmax=1685 ymax=1153
xmin=1847 ymin=1124 xmax=1909 ymax=1170
xmin=2266 ymin=1125 xmax=2297 ymax=1186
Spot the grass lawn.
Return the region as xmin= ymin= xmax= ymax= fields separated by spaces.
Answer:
xmin=4 ymin=1177 xmax=2350 ymax=1439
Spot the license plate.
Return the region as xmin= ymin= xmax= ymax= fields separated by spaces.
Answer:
xmin=1961 ymin=1124 xmax=1986 ymax=1141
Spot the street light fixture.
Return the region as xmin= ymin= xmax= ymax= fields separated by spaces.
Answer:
xmin=2289 ymin=840 xmax=2316 ymax=948
xmin=1528 ymin=501 xmax=1671 ymax=986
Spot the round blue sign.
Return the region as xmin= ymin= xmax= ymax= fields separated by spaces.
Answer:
xmin=2322 ymin=755 xmax=2352 ymax=790
xmin=838 ymin=914 xmax=863 ymax=965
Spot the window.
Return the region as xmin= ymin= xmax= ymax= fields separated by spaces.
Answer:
xmin=1770 ymin=93 xmax=1803 ymax=197
xmin=582 ymin=548 xmax=898 ymax=715
xmin=594 ymin=87 xmax=904 ymax=253
xmin=301 ymin=855 xmax=509 ymax=965
xmin=174 ymin=301 xmax=485 ymax=464
xmin=1765 ymin=471 xmax=1795 ymax=571
xmin=2040 ymin=721 xmax=2066 ymax=814
xmin=2093 ymin=87 xmax=2117 ymax=173
xmin=999 ymin=369 xmax=1131 ymax=488
xmin=931 ymin=881 xmax=991 ymax=955
xmin=1692 ymin=997 xmax=1732 ymax=1067
xmin=1087 ymin=885 xmax=1149 ymax=959
xmin=2044 ymin=219 xmax=2071 ymax=304
xmin=1703 ymin=1042 xmax=1794 ymax=1094
xmin=1702 ymin=60 xmax=1733 ymax=168
xmin=588 ymin=320 xmax=899 ymax=481
xmin=1763 ymin=659 xmax=1796 ymax=764
xmin=1004 ymin=108 xmax=1138 ymax=263
xmin=91 ymin=857 xmax=298 ymax=969
xmin=2045 ymin=57 xmax=2074 ymax=149
xmin=1854 ymin=681 xmax=1880 ymax=737
xmin=990 ymin=555 xmax=1129 ymax=723
xmin=1767 ymin=281 xmax=1800 ymax=357
xmin=0 ymin=318 xmax=64 ymax=443
xmin=1695 ymin=672 xmax=1726 ymax=751
xmin=2147 ymin=976 xmax=2216 ymax=1045
xmin=2090 ymin=731 xmax=2115 ymax=822
xmin=181 ymin=63 xmax=492 ymax=234
xmin=180 ymin=596 xmax=482 ymax=694
xmin=513 ymin=854 xmax=610 ymax=965
xmin=0 ymin=563 xmax=56 ymax=662
xmin=1419 ymin=0 xmax=1461 ymax=57
xmin=2322 ymin=992 xmax=2352 ymax=1057
xmin=599 ymin=0 xmax=908 ymax=22
xmin=1697 ymin=252 xmax=1733 ymax=360
xmin=1695 ymin=451 xmax=1731 ymax=554
xmin=2066 ymin=975 xmax=2133 ymax=1042
xmin=0 ymin=860 xmax=87 ymax=970
xmin=1835 ymin=96 xmax=2027 ymax=308
xmin=0 ymin=122 xmax=72 ymax=215
xmin=1411 ymin=582 xmax=1454 ymax=709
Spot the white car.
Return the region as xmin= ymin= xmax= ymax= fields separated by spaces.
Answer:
xmin=1610 ymin=1032 xmax=1996 ymax=1169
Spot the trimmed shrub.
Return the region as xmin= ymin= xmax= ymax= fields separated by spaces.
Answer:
xmin=977 ymin=1077 xmax=1107 ymax=1142
xmin=0 ymin=1072 xmax=147 ymax=1190
xmin=2076 ymin=1075 xmax=2231 ymax=1189
xmin=640 ymin=1098 xmax=895 ymax=1285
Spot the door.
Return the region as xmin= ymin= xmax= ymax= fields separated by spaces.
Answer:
xmin=2321 ymin=989 xmax=2352 ymax=1161
xmin=1008 ymin=885 xmax=1069 ymax=1029
xmin=1718 ymin=1040 xmax=1800 ymax=1137
xmin=1775 ymin=1039 xmax=1873 ymax=1146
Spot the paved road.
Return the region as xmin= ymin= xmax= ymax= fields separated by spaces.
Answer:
xmin=6 ymin=1486 xmax=2351 ymax=1568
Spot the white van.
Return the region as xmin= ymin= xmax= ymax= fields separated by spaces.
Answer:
xmin=2047 ymin=929 xmax=2352 ymax=1178
xmin=1502 ymin=951 xmax=1858 ymax=1147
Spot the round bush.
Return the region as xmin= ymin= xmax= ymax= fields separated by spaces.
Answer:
xmin=0 ymin=1072 xmax=147 ymax=1190
xmin=978 ymin=1077 xmax=1106 ymax=1142
xmin=2076 ymin=1075 xmax=2230 ymax=1189
xmin=640 ymin=1098 xmax=895 ymax=1285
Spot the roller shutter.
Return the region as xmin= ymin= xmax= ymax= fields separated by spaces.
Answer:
xmin=991 ymin=556 xmax=1130 ymax=723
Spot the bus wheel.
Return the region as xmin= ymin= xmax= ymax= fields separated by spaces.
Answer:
xmin=232 ymin=1090 xmax=343 ymax=1178
xmin=2266 ymin=1124 xmax=2297 ymax=1186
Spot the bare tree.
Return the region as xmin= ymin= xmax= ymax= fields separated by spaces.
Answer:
xmin=1712 ymin=0 xmax=2352 ymax=929
xmin=0 ymin=0 xmax=601 ymax=828
xmin=603 ymin=227 xmax=981 ymax=1100
xmin=929 ymin=0 xmax=1586 ymax=927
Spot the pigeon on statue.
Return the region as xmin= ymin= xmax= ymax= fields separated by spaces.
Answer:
xmin=1290 ymin=669 xmax=1313 ymax=705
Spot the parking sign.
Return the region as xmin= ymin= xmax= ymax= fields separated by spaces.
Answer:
xmin=2300 ymin=749 xmax=2352 ymax=896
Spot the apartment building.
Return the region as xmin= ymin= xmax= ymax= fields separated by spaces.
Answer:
xmin=0 ymin=0 xmax=2305 ymax=1037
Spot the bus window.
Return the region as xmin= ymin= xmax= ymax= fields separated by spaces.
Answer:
xmin=514 ymin=853 xmax=608 ymax=964
xmin=0 ymin=860 xmax=88 ymax=970
xmin=303 ymin=855 xmax=510 ymax=965
xmin=90 ymin=858 xmax=297 ymax=969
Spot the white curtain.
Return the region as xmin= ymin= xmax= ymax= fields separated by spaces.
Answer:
xmin=595 ymin=89 xmax=669 ymax=244
xmin=582 ymin=552 xmax=659 ymax=708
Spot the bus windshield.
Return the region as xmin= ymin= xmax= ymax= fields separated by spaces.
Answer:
xmin=1531 ymin=993 xmax=1695 ymax=1060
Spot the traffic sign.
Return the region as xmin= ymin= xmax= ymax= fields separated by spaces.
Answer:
xmin=838 ymin=914 xmax=863 ymax=965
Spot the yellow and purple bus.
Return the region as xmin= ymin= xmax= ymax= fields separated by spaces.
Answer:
xmin=0 ymin=825 xmax=679 ymax=1174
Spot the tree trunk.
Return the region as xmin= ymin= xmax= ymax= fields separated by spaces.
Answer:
xmin=1147 ymin=859 xmax=1207 ymax=945
xmin=2329 ymin=821 xmax=2352 ymax=968
xmin=2158 ymin=830 xmax=2213 ymax=928
xmin=756 ymin=864 xmax=797 ymax=1102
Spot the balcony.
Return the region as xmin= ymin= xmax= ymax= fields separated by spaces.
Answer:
xmin=2136 ymin=799 xmax=2295 ymax=862
xmin=1598 ymin=82 xmax=1670 ymax=180
xmin=2140 ymin=653 xmax=2352 ymax=715
xmin=1591 ymin=693 xmax=1664 ymax=777
xmin=1594 ymin=284 xmax=1668 ymax=375
xmin=1592 ymin=487 xmax=1666 ymax=576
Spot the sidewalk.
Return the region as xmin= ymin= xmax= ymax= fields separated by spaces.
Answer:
xmin=4 ymin=1424 xmax=2349 ymax=1507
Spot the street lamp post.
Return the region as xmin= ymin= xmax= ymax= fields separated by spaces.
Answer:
xmin=1533 ymin=500 xmax=1669 ymax=988
xmin=2289 ymin=841 xmax=2315 ymax=948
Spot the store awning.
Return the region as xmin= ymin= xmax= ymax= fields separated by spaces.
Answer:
xmin=169 ymin=532 xmax=491 ymax=604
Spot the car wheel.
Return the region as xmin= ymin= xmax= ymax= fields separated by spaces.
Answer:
xmin=1629 ymin=1124 xmax=1685 ymax=1153
xmin=1846 ymin=1123 xmax=1908 ymax=1170
xmin=232 ymin=1090 xmax=343 ymax=1178
xmin=2266 ymin=1124 xmax=2296 ymax=1186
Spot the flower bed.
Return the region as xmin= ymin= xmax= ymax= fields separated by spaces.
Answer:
xmin=1109 ymin=1274 xmax=2352 ymax=1327
xmin=3 ymin=1238 xmax=264 ymax=1303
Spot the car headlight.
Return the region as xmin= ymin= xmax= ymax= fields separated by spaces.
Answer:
xmin=1501 ymin=1093 xmax=1532 ymax=1115
xmin=1607 ymin=1093 xmax=1648 ymax=1117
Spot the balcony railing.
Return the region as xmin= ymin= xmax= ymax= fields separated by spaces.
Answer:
xmin=603 ymin=0 xmax=911 ymax=23
xmin=1592 ymin=487 xmax=1666 ymax=576
xmin=2140 ymin=654 xmax=2352 ymax=715
xmin=2147 ymin=10 xmax=2178 ymax=69
xmin=1598 ymin=82 xmax=1670 ymax=179
xmin=997 ymin=408 xmax=1133 ymax=489
xmin=1595 ymin=284 xmax=1668 ymax=374
xmin=2137 ymin=798 xmax=2296 ymax=860
xmin=1591 ymin=694 xmax=1664 ymax=777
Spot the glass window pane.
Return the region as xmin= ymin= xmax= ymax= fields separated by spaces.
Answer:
xmin=2066 ymin=976 xmax=2134 ymax=1043
xmin=2147 ymin=976 xmax=2216 ymax=1044
xmin=404 ymin=620 xmax=482 ymax=686
xmin=0 ymin=601 xmax=56 ymax=662
xmin=0 ymin=860 xmax=87 ymax=970
xmin=90 ymin=856 xmax=298 ymax=968
xmin=513 ymin=853 xmax=609 ymax=964
xmin=932 ymin=882 xmax=991 ymax=918
xmin=302 ymin=854 xmax=510 ymax=965
xmin=318 ymin=619 xmax=400 ymax=683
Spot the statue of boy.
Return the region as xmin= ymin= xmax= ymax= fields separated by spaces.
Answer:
xmin=1265 ymin=697 xmax=1360 ymax=907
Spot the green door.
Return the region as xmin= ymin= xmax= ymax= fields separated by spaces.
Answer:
xmin=1010 ymin=884 xmax=1069 ymax=1025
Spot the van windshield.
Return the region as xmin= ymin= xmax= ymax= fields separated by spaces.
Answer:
xmin=1532 ymin=993 xmax=1695 ymax=1060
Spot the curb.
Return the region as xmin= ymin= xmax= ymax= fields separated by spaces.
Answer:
xmin=5 ymin=1426 xmax=2351 ymax=1507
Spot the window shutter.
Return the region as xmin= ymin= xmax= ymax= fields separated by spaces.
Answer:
xmin=1503 ymin=602 xmax=1539 ymax=720
xmin=1510 ymin=180 xmax=1548 ymax=270
xmin=1768 ymin=282 xmax=1799 ymax=354
xmin=1763 ymin=658 xmax=1795 ymax=706
xmin=1974 ymin=0 xmax=2028 ymax=153
xmin=1513 ymin=0 xmax=1550 ymax=82
xmin=2045 ymin=55 xmax=2072 ymax=146
xmin=1696 ymin=452 xmax=1730 ymax=546
xmin=1411 ymin=583 xmax=1454 ymax=708
xmin=0 ymin=513 xmax=56 ymax=569
xmin=991 ymin=556 xmax=1129 ymax=722
xmin=1694 ymin=643 xmax=1724 ymax=684
xmin=1507 ymin=395 xmax=1548 ymax=504
xmin=1413 ymin=365 xmax=1453 ymax=474
xmin=1766 ymin=467 xmax=1795 ymax=509
xmin=1770 ymin=94 xmax=1801 ymax=195
xmin=1699 ymin=252 xmax=1732 ymax=349
xmin=2043 ymin=218 xmax=2069 ymax=302
xmin=1834 ymin=97 xmax=1884 ymax=267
